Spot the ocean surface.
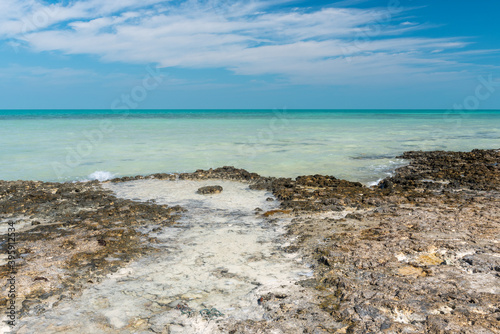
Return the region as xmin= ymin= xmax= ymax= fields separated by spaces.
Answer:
xmin=1 ymin=109 xmax=499 ymax=184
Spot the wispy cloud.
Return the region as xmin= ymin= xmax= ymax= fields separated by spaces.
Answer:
xmin=1 ymin=0 xmax=497 ymax=85
xmin=0 ymin=64 xmax=98 ymax=85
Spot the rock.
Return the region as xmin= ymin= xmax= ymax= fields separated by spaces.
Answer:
xmin=462 ymin=254 xmax=500 ymax=273
xmin=155 ymin=298 xmax=173 ymax=307
xmin=398 ymin=265 xmax=426 ymax=277
xmin=196 ymin=185 xmax=223 ymax=195
xmin=0 ymin=178 xmax=180 ymax=318
xmin=378 ymin=180 xmax=393 ymax=190
xmin=133 ymin=318 xmax=148 ymax=329
xmin=166 ymin=300 xmax=182 ymax=308
xmin=180 ymin=293 xmax=204 ymax=300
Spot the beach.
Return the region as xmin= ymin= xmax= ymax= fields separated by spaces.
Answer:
xmin=1 ymin=148 xmax=499 ymax=333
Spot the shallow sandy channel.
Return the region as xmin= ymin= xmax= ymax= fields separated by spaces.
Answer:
xmin=14 ymin=179 xmax=314 ymax=333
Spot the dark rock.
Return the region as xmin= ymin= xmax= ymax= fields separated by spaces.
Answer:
xmin=297 ymin=279 xmax=317 ymax=288
xmin=318 ymin=256 xmax=330 ymax=266
xmin=462 ymin=254 xmax=500 ymax=273
xmin=354 ymin=304 xmax=382 ymax=319
xmin=378 ymin=180 xmax=393 ymax=190
xmin=196 ymin=185 xmax=223 ymax=195
xmin=393 ymin=149 xmax=500 ymax=191
xmin=345 ymin=213 xmax=363 ymax=220
xmin=33 ymin=277 xmax=49 ymax=282
xmin=380 ymin=321 xmax=392 ymax=330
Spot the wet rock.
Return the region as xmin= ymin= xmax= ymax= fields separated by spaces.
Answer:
xmin=196 ymin=185 xmax=223 ymax=195
xmin=263 ymin=209 xmax=292 ymax=217
xmin=391 ymin=149 xmax=500 ymax=191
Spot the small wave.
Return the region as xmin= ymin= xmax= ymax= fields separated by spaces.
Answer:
xmin=350 ymin=154 xmax=396 ymax=160
xmin=364 ymin=159 xmax=408 ymax=186
xmin=366 ymin=178 xmax=384 ymax=187
xmin=86 ymin=171 xmax=116 ymax=182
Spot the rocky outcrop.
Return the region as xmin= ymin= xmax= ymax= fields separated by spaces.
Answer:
xmin=279 ymin=149 xmax=500 ymax=333
xmin=111 ymin=166 xmax=261 ymax=183
xmin=389 ymin=149 xmax=500 ymax=191
xmin=0 ymin=180 xmax=182 ymax=318
xmin=196 ymin=185 xmax=223 ymax=195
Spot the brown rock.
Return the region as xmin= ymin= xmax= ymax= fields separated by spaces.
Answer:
xmin=196 ymin=185 xmax=223 ymax=195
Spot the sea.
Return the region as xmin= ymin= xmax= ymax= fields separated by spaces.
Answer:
xmin=1 ymin=109 xmax=499 ymax=185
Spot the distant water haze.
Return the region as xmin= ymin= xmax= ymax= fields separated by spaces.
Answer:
xmin=1 ymin=110 xmax=499 ymax=184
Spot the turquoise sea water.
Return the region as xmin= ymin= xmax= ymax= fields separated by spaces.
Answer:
xmin=1 ymin=110 xmax=499 ymax=184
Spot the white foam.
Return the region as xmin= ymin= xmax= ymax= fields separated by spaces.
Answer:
xmin=86 ymin=171 xmax=115 ymax=182
xmin=364 ymin=159 xmax=408 ymax=186
xmin=367 ymin=178 xmax=383 ymax=187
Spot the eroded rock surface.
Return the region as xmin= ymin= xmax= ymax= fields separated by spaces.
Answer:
xmin=265 ymin=149 xmax=500 ymax=333
xmin=0 ymin=181 xmax=181 ymax=322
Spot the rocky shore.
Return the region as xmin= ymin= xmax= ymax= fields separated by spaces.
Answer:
xmin=1 ymin=149 xmax=499 ymax=333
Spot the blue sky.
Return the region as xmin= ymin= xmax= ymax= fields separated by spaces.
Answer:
xmin=1 ymin=0 xmax=499 ymax=109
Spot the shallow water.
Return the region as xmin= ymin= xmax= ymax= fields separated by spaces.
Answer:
xmin=15 ymin=180 xmax=316 ymax=333
xmin=1 ymin=110 xmax=499 ymax=184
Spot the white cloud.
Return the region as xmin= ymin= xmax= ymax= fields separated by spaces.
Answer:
xmin=0 ymin=64 xmax=99 ymax=86
xmin=1 ymin=0 xmax=493 ymax=84
xmin=0 ymin=0 xmax=166 ymax=37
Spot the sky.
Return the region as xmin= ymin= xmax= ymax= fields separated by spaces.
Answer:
xmin=0 ymin=0 xmax=500 ymax=109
